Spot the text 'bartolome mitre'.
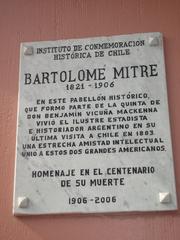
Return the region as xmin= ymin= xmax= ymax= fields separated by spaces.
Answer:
xmin=24 ymin=64 xmax=158 ymax=85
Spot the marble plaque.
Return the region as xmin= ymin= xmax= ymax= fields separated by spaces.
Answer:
xmin=13 ymin=32 xmax=177 ymax=215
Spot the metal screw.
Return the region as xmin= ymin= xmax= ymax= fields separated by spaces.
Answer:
xmin=159 ymin=192 xmax=171 ymax=203
xmin=18 ymin=196 xmax=29 ymax=208
xmin=148 ymin=36 xmax=159 ymax=46
xmin=24 ymin=46 xmax=34 ymax=56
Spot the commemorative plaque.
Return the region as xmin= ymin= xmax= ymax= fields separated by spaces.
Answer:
xmin=13 ymin=32 xmax=177 ymax=215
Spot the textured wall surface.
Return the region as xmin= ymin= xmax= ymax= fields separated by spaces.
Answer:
xmin=0 ymin=0 xmax=180 ymax=239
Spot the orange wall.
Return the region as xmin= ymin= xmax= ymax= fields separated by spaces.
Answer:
xmin=0 ymin=0 xmax=180 ymax=239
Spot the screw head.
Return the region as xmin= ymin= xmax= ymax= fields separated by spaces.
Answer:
xmin=24 ymin=46 xmax=34 ymax=55
xmin=148 ymin=37 xmax=159 ymax=46
xmin=159 ymin=192 xmax=171 ymax=203
xmin=18 ymin=196 xmax=29 ymax=208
